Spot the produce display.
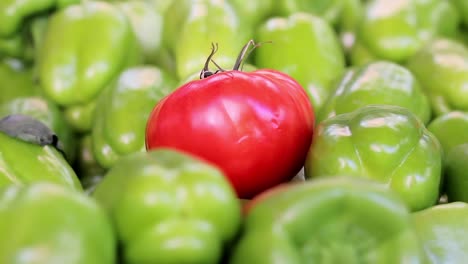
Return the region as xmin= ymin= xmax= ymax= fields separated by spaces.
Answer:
xmin=0 ymin=0 xmax=467 ymax=263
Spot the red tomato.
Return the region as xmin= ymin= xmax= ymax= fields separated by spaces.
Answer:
xmin=145 ymin=69 xmax=315 ymax=198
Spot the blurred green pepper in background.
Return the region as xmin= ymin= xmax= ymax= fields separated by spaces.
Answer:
xmin=0 ymin=58 xmax=40 ymax=103
xmin=412 ymin=202 xmax=468 ymax=264
xmin=93 ymin=149 xmax=241 ymax=264
xmin=352 ymin=0 xmax=460 ymax=64
xmin=406 ymin=38 xmax=468 ymax=116
xmin=0 ymin=0 xmax=78 ymax=61
xmin=450 ymin=0 xmax=468 ymax=28
xmin=162 ymin=0 xmax=247 ymax=80
xmin=428 ymin=111 xmax=468 ymax=156
xmin=305 ymin=105 xmax=442 ymax=211
xmin=114 ymin=0 xmax=164 ymax=64
xmin=37 ymin=1 xmax=142 ymax=132
xmin=230 ymin=177 xmax=427 ymax=264
xmin=255 ymin=12 xmax=346 ymax=112
xmin=75 ymin=134 xmax=106 ymax=195
xmin=92 ymin=66 xmax=177 ymax=169
xmin=0 ymin=183 xmax=115 ymax=264
xmin=318 ymin=61 xmax=431 ymax=123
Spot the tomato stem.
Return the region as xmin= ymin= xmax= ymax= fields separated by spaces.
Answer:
xmin=233 ymin=39 xmax=272 ymax=71
xmin=200 ymin=43 xmax=219 ymax=79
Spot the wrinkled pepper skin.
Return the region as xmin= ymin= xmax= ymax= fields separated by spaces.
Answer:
xmin=37 ymin=1 xmax=141 ymax=131
xmin=318 ymin=61 xmax=431 ymax=124
xmin=406 ymin=38 xmax=468 ymax=116
xmin=443 ymin=144 xmax=468 ymax=203
xmin=255 ymin=12 xmax=346 ymax=111
xmin=0 ymin=96 xmax=76 ymax=162
xmin=92 ymin=66 xmax=177 ymax=169
xmin=0 ymin=58 xmax=40 ymax=103
xmin=412 ymin=202 xmax=468 ymax=264
xmin=305 ymin=105 xmax=442 ymax=211
xmin=353 ymin=0 xmax=459 ymax=63
xmin=0 ymin=0 xmax=78 ymax=37
xmin=230 ymin=177 xmax=427 ymax=264
xmin=93 ymin=149 xmax=241 ymax=264
xmin=0 ymin=183 xmax=115 ymax=264
xmin=0 ymin=130 xmax=81 ymax=190
xmin=163 ymin=0 xmax=247 ymax=80
xmin=427 ymin=111 xmax=468 ymax=155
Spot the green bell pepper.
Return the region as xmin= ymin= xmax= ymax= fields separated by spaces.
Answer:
xmin=0 ymin=96 xmax=76 ymax=162
xmin=272 ymin=0 xmax=343 ymax=26
xmin=305 ymin=105 xmax=442 ymax=211
xmin=412 ymin=202 xmax=468 ymax=264
xmin=229 ymin=177 xmax=427 ymax=264
xmin=318 ymin=61 xmax=431 ymax=124
xmin=228 ymin=0 xmax=273 ymax=29
xmin=0 ymin=0 xmax=77 ymax=61
xmin=427 ymin=111 xmax=468 ymax=155
xmin=406 ymin=38 xmax=468 ymax=116
xmin=353 ymin=0 xmax=460 ymax=63
xmin=0 ymin=182 xmax=115 ymax=264
xmin=443 ymin=144 xmax=468 ymax=203
xmin=0 ymin=119 xmax=81 ymax=190
xmin=37 ymin=1 xmax=141 ymax=131
xmin=93 ymin=149 xmax=241 ymax=264
xmin=162 ymin=0 xmax=247 ymax=80
xmin=0 ymin=0 xmax=78 ymax=37
xmin=255 ymin=12 xmax=346 ymax=112
xmin=92 ymin=66 xmax=177 ymax=169
xmin=114 ymin=0 xmax=163 ymax=64
xmin=63 ymin=100 xmax=97 ymax=133
xmin=0 ymin=58 xmax=40 ymax=104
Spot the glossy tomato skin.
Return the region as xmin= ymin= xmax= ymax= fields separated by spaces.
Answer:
xmin=146 ymin=69 xmax=315 ymax=198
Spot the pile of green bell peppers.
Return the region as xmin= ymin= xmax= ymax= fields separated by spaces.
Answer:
xmin=0 ymin=0 xmax=468 ymax=263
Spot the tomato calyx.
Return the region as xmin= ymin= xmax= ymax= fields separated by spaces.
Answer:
xmin=199 ymin=43 xmax=225 ymax=79
xmin=199 ymin=39 xmax=272 ymax=79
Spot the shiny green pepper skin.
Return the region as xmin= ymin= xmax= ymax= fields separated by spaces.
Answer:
xmin=91 ymin=66 xmax=177 ymax=169
xmin=93 ymin=149 xmax=241 ymax=264
xmin=230 ymin=177 xmax=427 ymax=264
xmin=255 ymin=12 xmax=346 ymax=111
xmin=0 ymin=183 xmax=115 ymax=264
xmin=427 ymin=111 xmax=468 ymax=155
xmin=0 ymin=129 xmax=81 ymax=190
xmin=406 ymin=38 xmax=468 ymax=116
xmin=305 ymin=105 xmax=442 ymax=211
xmin=318 ymin=61 xmax=431 ymax=124
xmin=37 ymin=1 xmax=141 ymax=132
xmin=412 ymin=202 xmax=468 ymax=264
